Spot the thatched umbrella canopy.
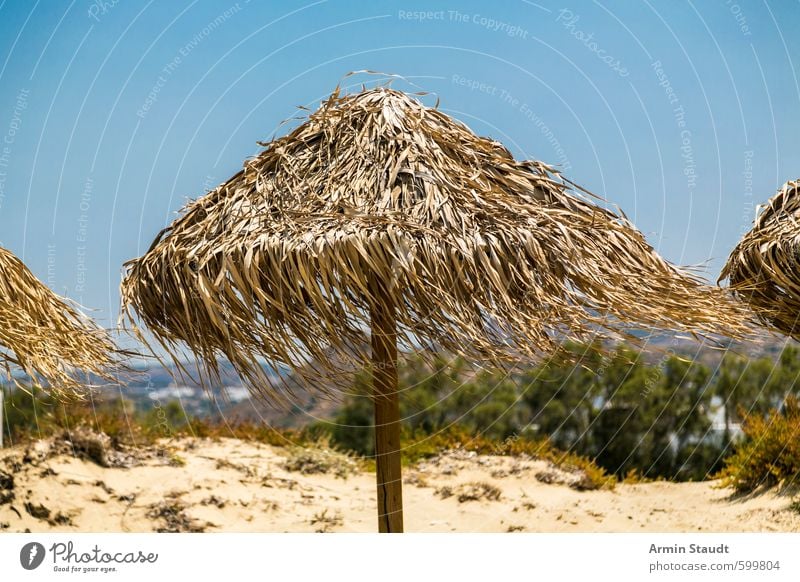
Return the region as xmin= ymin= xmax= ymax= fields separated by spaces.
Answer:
xmin=0 ymin=247 xmax=121 ymax=396
xmin=720 ymin=179 xmax=800 ymax=337
xmin=121 ymin=86 xmax=750 ymax=532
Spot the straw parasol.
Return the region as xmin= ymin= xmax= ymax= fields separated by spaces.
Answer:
xmin=0 ymin=247 xmax=121 ymax=396
xmin=121 ymin=85 xmax=751 ymax=532
xmin=720 ymin=179 xmax=800 ymax=337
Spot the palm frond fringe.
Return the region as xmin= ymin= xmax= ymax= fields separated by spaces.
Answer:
xmin=0 ymin=247 xmax=122 ymax=396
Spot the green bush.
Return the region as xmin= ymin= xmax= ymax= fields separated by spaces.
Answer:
xmin=5 ymin=342 xmax=800 ymax=488
xmin=718 ymin=397 xmax=800 ymax=492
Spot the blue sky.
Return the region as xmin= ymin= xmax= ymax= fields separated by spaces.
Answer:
xmin=0 ymin=0 xmax=797 ymax=331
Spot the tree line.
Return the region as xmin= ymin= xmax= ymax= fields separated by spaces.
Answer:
xmin=328 ymin=343 xmax=800 ymax=481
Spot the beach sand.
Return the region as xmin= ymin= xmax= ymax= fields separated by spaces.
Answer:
xmin=1 ymin=435 xmax=798 ymax=533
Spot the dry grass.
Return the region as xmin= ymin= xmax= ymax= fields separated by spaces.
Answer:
xmin=0 ymin=247 xmax=123 ymax=396
xmin=721 ymin=179 xmax=800 ymax=338
xmin=309 ymin=509 xmax=343 ymax=532
xmin=454 ymin=482 xmax=502 ymax=503
xmin=121 ymin=84 xmax=754 ymax=401
xmin=282 ymin=442 xmax=357 ymax=478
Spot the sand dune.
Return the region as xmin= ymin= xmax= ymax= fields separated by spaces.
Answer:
xmin=1 ymin=434 xmax=798 ymax=533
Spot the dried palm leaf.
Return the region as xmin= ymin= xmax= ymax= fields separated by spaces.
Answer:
xmin=0 ymin=246 xmax=122 ymax=396
xmin=720 ymin=179 xmax=800 ymax=338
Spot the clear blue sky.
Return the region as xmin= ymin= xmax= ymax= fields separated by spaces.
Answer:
xmin=0 ymin=0 xmax=797 ymax=331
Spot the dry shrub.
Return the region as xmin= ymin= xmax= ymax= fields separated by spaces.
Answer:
xmin=146 ymin=499 xmax=208 ymax=533
xmin=310 ymin=509 xmax=343 ymax=532
xmin=282 ymin=439 xmax=356 ymax=478
xmin=436 ymin=482 xmax=502 ymax=503
xmin=408 ymin=427 xmax=615 ymax=490
xmin=454 ymin=482 xmax=501 ymax=503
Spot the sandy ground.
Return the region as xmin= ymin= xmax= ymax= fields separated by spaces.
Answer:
xmin=1 ymin=434 xmax=798 ymax=533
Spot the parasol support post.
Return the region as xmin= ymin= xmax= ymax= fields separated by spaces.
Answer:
xmin=370 ymin=276 xmax=403 ymax=533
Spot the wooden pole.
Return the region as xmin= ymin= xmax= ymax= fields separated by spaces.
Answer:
xmin=370 ymin=278 xmax=403 ymax=533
